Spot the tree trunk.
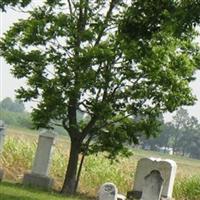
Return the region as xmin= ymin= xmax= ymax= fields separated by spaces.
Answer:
xmin=173 ymin=142 xmax=178 ymax=155
xmin=61 ymin=140 xmax=80 ymax=195
xmin=75 ymin=152 xmax=85 ymax=192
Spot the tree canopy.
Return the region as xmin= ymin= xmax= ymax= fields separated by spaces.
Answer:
xmin=0 ymin=0 xmax=200 ymax=195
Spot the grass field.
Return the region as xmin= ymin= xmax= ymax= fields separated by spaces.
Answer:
xmin=0 ymin=127 xmax=200 ymax=199
xmin=0 ymin=182 xmax=87 ymax=200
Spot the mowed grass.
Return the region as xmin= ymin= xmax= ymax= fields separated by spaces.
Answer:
xmin=0 ymin=182 xmax=87 ymax=200
xmin=0 ymin=127 xmax=200 ymax=200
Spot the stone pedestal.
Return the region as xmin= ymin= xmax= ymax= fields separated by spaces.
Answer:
xmin=117 ymin=194 xmax=126 ymax=200
xmin=23 ymin=173 xmax=53 ymax=189
xmin=23 ymin=129 xmax=56 ymax=189
xmin=0 ymin=120 xmax=5 ymax=182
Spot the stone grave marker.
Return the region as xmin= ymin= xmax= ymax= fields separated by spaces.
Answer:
xmin=141 ymin=170 xmax=163 ymax=200
xmin=98 ymin=182 xmax=118 ymax=200
xmin=23 ymin=129 xmax=56 ymax=189
xmin=127 ymin=157 xmax=177 ymax=200
xmin=0 ymin=120 xmax=5 ymax=153
xmin=0 ymin=120 xmax=5 ymax=181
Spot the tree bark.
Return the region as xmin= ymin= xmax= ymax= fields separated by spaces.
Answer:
xmin=75 ymin=152 xmax=85 ymax=192
xmin=61 ymin=140 xmax=80 ymax=195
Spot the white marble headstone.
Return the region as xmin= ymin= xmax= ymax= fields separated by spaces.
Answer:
xmin=32 ymin=129 xmax=56 ymax=176
xmin=98 ymin=182 xmax=118 ymax=200
xmin=133 ymin=157 xmax=177 ymax=199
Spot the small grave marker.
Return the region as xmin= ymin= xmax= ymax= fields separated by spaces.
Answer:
xmin=98 ymin=182 xmax=118 ymax=200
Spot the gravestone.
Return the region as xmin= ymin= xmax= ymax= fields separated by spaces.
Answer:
xmin=98 ymin=182 xmax=118 ymax=200
xmin=0 ymin=120 xmax=5 ymax=153
xmin=0 ymin=120 xmax=5 ymax=181
xmin=127 ymin=157 xmax=177 ymax=200
xmin=141 ymin=170 xmax=163 ymax=200
xmin=23 ymin=129 xmax=56 ymax=189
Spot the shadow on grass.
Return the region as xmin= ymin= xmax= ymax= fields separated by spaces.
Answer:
xmin=0 ymin=194 xmax=38 ymax=200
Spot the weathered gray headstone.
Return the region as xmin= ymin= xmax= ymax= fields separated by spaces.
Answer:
xmin=0 ymin=120 xmax=5 ymax=153
xmin=128 ymin=157 xmax=177 ymax=200
xmin=141 ymin=170 xmax=163 ymax=200
xmin=31 ymin=130 xmax=55 ymax=176
xmin=0 ymin=120 xmax=5 ymax=181
xmin=23 ymin=129 xmax=56 ymax=189
xmin=98 ymin=182 xmax=118 ymax=200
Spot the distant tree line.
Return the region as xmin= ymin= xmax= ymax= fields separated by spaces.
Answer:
xmin=0 ymin=97 xmax=33 ymax=128
xmin=0 ymin=97 xmax=25 ymax=112
xmin=141 ymin=108 xmax=200 ymax=159
xmin=0 ymin=97 xmax=76 ymax=135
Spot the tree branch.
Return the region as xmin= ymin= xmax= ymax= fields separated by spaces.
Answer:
xmin=81 ymin=115 xmax=98 ymax=140
xmin=67 ymin=0 xmax=72 ymax=14
xmin=50 ymin=121 xmax=63 ymax=127
xmin=95 ymin=0 xmax=116 ymax=46
xmin=78 ymin=100 xmax=93 ymax=115
xmin=96 ymin=114 xmax=132 ymax=133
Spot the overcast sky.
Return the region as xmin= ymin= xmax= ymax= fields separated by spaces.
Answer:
xmin=0 ymin=7 xmax=200 ymax=122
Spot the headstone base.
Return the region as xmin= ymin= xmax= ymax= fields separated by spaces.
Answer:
xmin=23 ymin=173 xmax=53 ymax=190
xmin=0 ymin=169 xmax=4 ymax=181
xmin=117 ymin=194 xmax=126 ymax=200
xmin=127 ymin=190 xmax=142 ymax=199
xmin=126 ymin=191 xmax=174 ymax=200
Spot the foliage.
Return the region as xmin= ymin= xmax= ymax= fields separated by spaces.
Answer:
xmin=0 ymin=0 xmax=31 ymax=11
xmin=0 ymin=0 xmax=200 ymax=194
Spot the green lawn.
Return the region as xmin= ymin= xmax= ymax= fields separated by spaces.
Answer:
xmin=0 ymin=182 xmax=88 ymax=200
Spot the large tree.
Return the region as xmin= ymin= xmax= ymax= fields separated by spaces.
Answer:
xmin=170 ymin=108 xmax=200 ymax=156
xmin=1 ymin=0 xmax=200 ymax=195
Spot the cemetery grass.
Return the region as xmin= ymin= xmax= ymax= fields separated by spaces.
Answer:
xmin=0 ymin=182 xmax=87 ymax=200
xmin=1 ymin=127 xmax=200 ymax=200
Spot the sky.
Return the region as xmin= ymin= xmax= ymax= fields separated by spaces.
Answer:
xmin=0 ymin=6 xmax=200 ymax=122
